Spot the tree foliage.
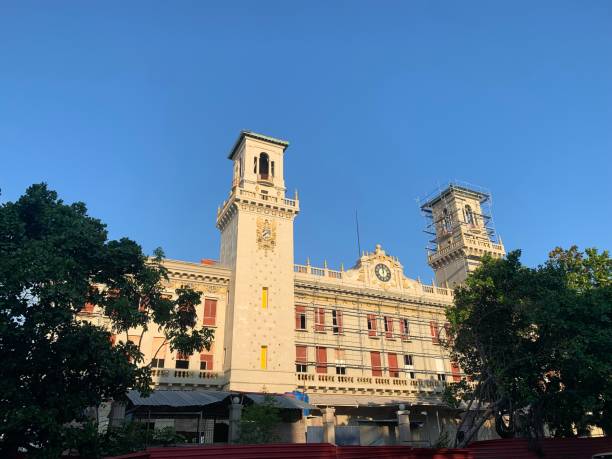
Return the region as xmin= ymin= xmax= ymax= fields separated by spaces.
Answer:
xmin=238 ymin=395 xmax=282 ymax=444
xmin=445 ymin=247 xmax=612 ymax=446
xmin=0 ymin=184 xmax=213 ymax=457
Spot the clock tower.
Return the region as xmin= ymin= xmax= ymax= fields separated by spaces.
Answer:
xmin=216 ymin=131 xmax=300 ymax=393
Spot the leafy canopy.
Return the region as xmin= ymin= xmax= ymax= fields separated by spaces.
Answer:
xmin=0 ymin=184 xmax=213 ymax=457
xmin=445 ymin=247 xmax=611 ymax=446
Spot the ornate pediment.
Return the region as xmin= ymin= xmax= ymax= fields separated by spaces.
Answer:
xmin=343 ymin=244 xmax=408 ymax=291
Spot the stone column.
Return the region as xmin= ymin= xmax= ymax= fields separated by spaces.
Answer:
xmin=228 ymin=396 xmax=243 ymax=444
xmin=322 ymin=407 xmax=336 ymax=444
xmin=397 ymin=404 xmax=411 ymax=445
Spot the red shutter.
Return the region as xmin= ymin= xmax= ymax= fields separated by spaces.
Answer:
xmin=315 ymin=308 xmax=325 ymax=332
xmin=316 ymin=346 xmax=327 ymax=373
xmin=430 ymin=321 xmax=439 ymax=344
xmin=337 ymin=310 xmax=343 ymax=333
xmin=385 ymin=317 xmax=394 ymax=338
xmin=388 ymin=353 xmax=399 ymax=378
xmin=200 ymin=353 xmax=213 ymax=371
xmin=109 ymin=334 xmax=116 ymax=346
xmin=399 ymin=318 xmax=405 ymax=336
xmin=370 ymin=351 xmax=382 ymax=377
xmin=296 ymin=345 xmax=307 ymax=363
xmin=368 ymin=314 xmax=377 ymax=337
xmin=451 ymin=362 xmax=461 ymax=382
xmin=203 ymin=299 xmax=217 ymax=326
xmin=295 ymin=306 xmax=305 ymax=329
xmin=177 ymin=352 xmax=189 ymax=360
xmin=83 ymin=302 xmax=94 ymax=314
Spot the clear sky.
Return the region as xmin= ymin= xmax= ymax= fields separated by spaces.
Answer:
xmin=1 ymin=1 xmax=611 ymax=281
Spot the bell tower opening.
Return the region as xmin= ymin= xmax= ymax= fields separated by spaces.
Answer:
xmin=258 ymin=152 xmax=273 ymax=184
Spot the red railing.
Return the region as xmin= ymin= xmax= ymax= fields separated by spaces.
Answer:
xmin=105 ymin=443 xmax=474 ymax=459
xmin=469 ymin=437 xmax=612 ymax=459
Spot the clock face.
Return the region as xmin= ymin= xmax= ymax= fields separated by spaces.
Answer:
xmin=374 ymin=263 xmax=391 ymax=282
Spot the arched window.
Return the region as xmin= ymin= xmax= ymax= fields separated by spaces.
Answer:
xmin=258 ymin=153 xmax=270 ymax=180
xmin=443 ymin=208 xmax=452 ymax=232
xmin=465 ymin=205 xmax=474 ymax=225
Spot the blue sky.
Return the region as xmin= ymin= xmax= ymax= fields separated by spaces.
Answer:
xmin=1 ymin=1 xmax=611 ymax=281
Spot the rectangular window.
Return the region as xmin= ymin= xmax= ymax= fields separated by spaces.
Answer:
xmin=295 ymin=306 xmax=306 ymax=330
xmin=332 ymin=310 xmax=343 ymax=334
xmin=260 ymin=346 xmax=268 ymax=370
xmin=296 ymin=345 xmax=308 ymax=373
xmin=335 ymin=348 xmax=346 ymax=375
xmin=315 ymin=308 xmax=325 ymax=332
xmin=152 ymin=337 xmax=167 ymax=368
xmin=410 ymin=371 xmax=416 ymax=379
xmin=367 ymin=314 xmax=377 ymax=337
xmin=370 ymin=351 xmax=382 ymax=377
xmin=388 ymin=352 xmax=399 ymax=378
xmin=175 ymin=352 xmax=189 ymax=370
xmin=262 ymin=287 xmax=268 ymax=309
xmin=316 ymin=346 xmax=327 ymax=374
xmin=200 ymin=353 xmax=213 ymax=371
xmin=435 ymin=357 xmax=445 ymax=381
xmin=203 ymin=299 xmax=217 ymax=326
xmin=430 ymin=320 xmax=440 ymax=344
xmin=399 ymin=318 xmax=410 ymax=340
xmin=384 ymin=316 xmax=394 ymax=338
xmin=451 ymin=362 xmax=461 ymax=382
xmin=404 ymin=354 xmax=414 ymax=369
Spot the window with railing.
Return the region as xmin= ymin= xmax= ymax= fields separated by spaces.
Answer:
xmin=296 ymin=345 xmax=307 ymax=373
xmin=203 ymin=298 xmax=217 ymax=326
xmin=370 ymin=351 xmax=382 ymax=377
xmin=384 ymin=316 xmax=394 ymax=338
xmin=388 ymin=353 xmax=399 ymax=378
xmin=399 ymin=318 xmax=410 ymax=340
xmin=367 ymin=314 xmax=377 ymax=337
xmin=335 ymin=349 xmax=346 ymax=375
xmin=315 ymin=308 xmax=325 ymax=332
xmin=175 ymin=353 xmax=190 ymax=370
xmin=200 ymin=354 xmax=213 ymax=371
xmin=295 ymin=306 xmax=306 ymax=330
xmin=332 ymin=309 xmax=343 ymax=334
xmin=316 ymin=346 xmax=327 ymax=374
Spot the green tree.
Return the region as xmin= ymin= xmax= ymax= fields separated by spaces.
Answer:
xmin=0 ymin=184 xmax=214 ymax=458
xmin=445 ymin=247 xmax=611 ymax=447
xmin=238 ymin=395 xmax=282 ymax=444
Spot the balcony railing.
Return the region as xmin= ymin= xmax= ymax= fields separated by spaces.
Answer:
xmin=151 ymin=368 xmax=224 ymax=386
xmin=296 ymin=372 xmax=447 ymax=393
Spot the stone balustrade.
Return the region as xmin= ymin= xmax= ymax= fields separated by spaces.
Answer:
xmin=296 ymin=372 xmax=447 ymax=394
xmin=151 ymin=368 xmax=225 ymax=386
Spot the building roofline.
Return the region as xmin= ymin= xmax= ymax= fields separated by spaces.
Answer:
xmin=228 ymin=130 xmax=290 ymax=160
xmin=419 ymin=182 xmax=490 ymax=210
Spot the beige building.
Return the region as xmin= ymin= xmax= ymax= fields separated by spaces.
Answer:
xmin=84 ymin=131 xmax=505 ymax=445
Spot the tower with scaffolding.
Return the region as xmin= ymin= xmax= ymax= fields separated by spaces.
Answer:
xmin=419 ymin=181 xmax=506 ymax=288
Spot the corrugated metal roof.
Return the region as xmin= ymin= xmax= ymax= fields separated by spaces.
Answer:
xmin=127 ymin=389 xmax=230 ymax=407
xmin=127 ymin=389 xmax=316 ymax=410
